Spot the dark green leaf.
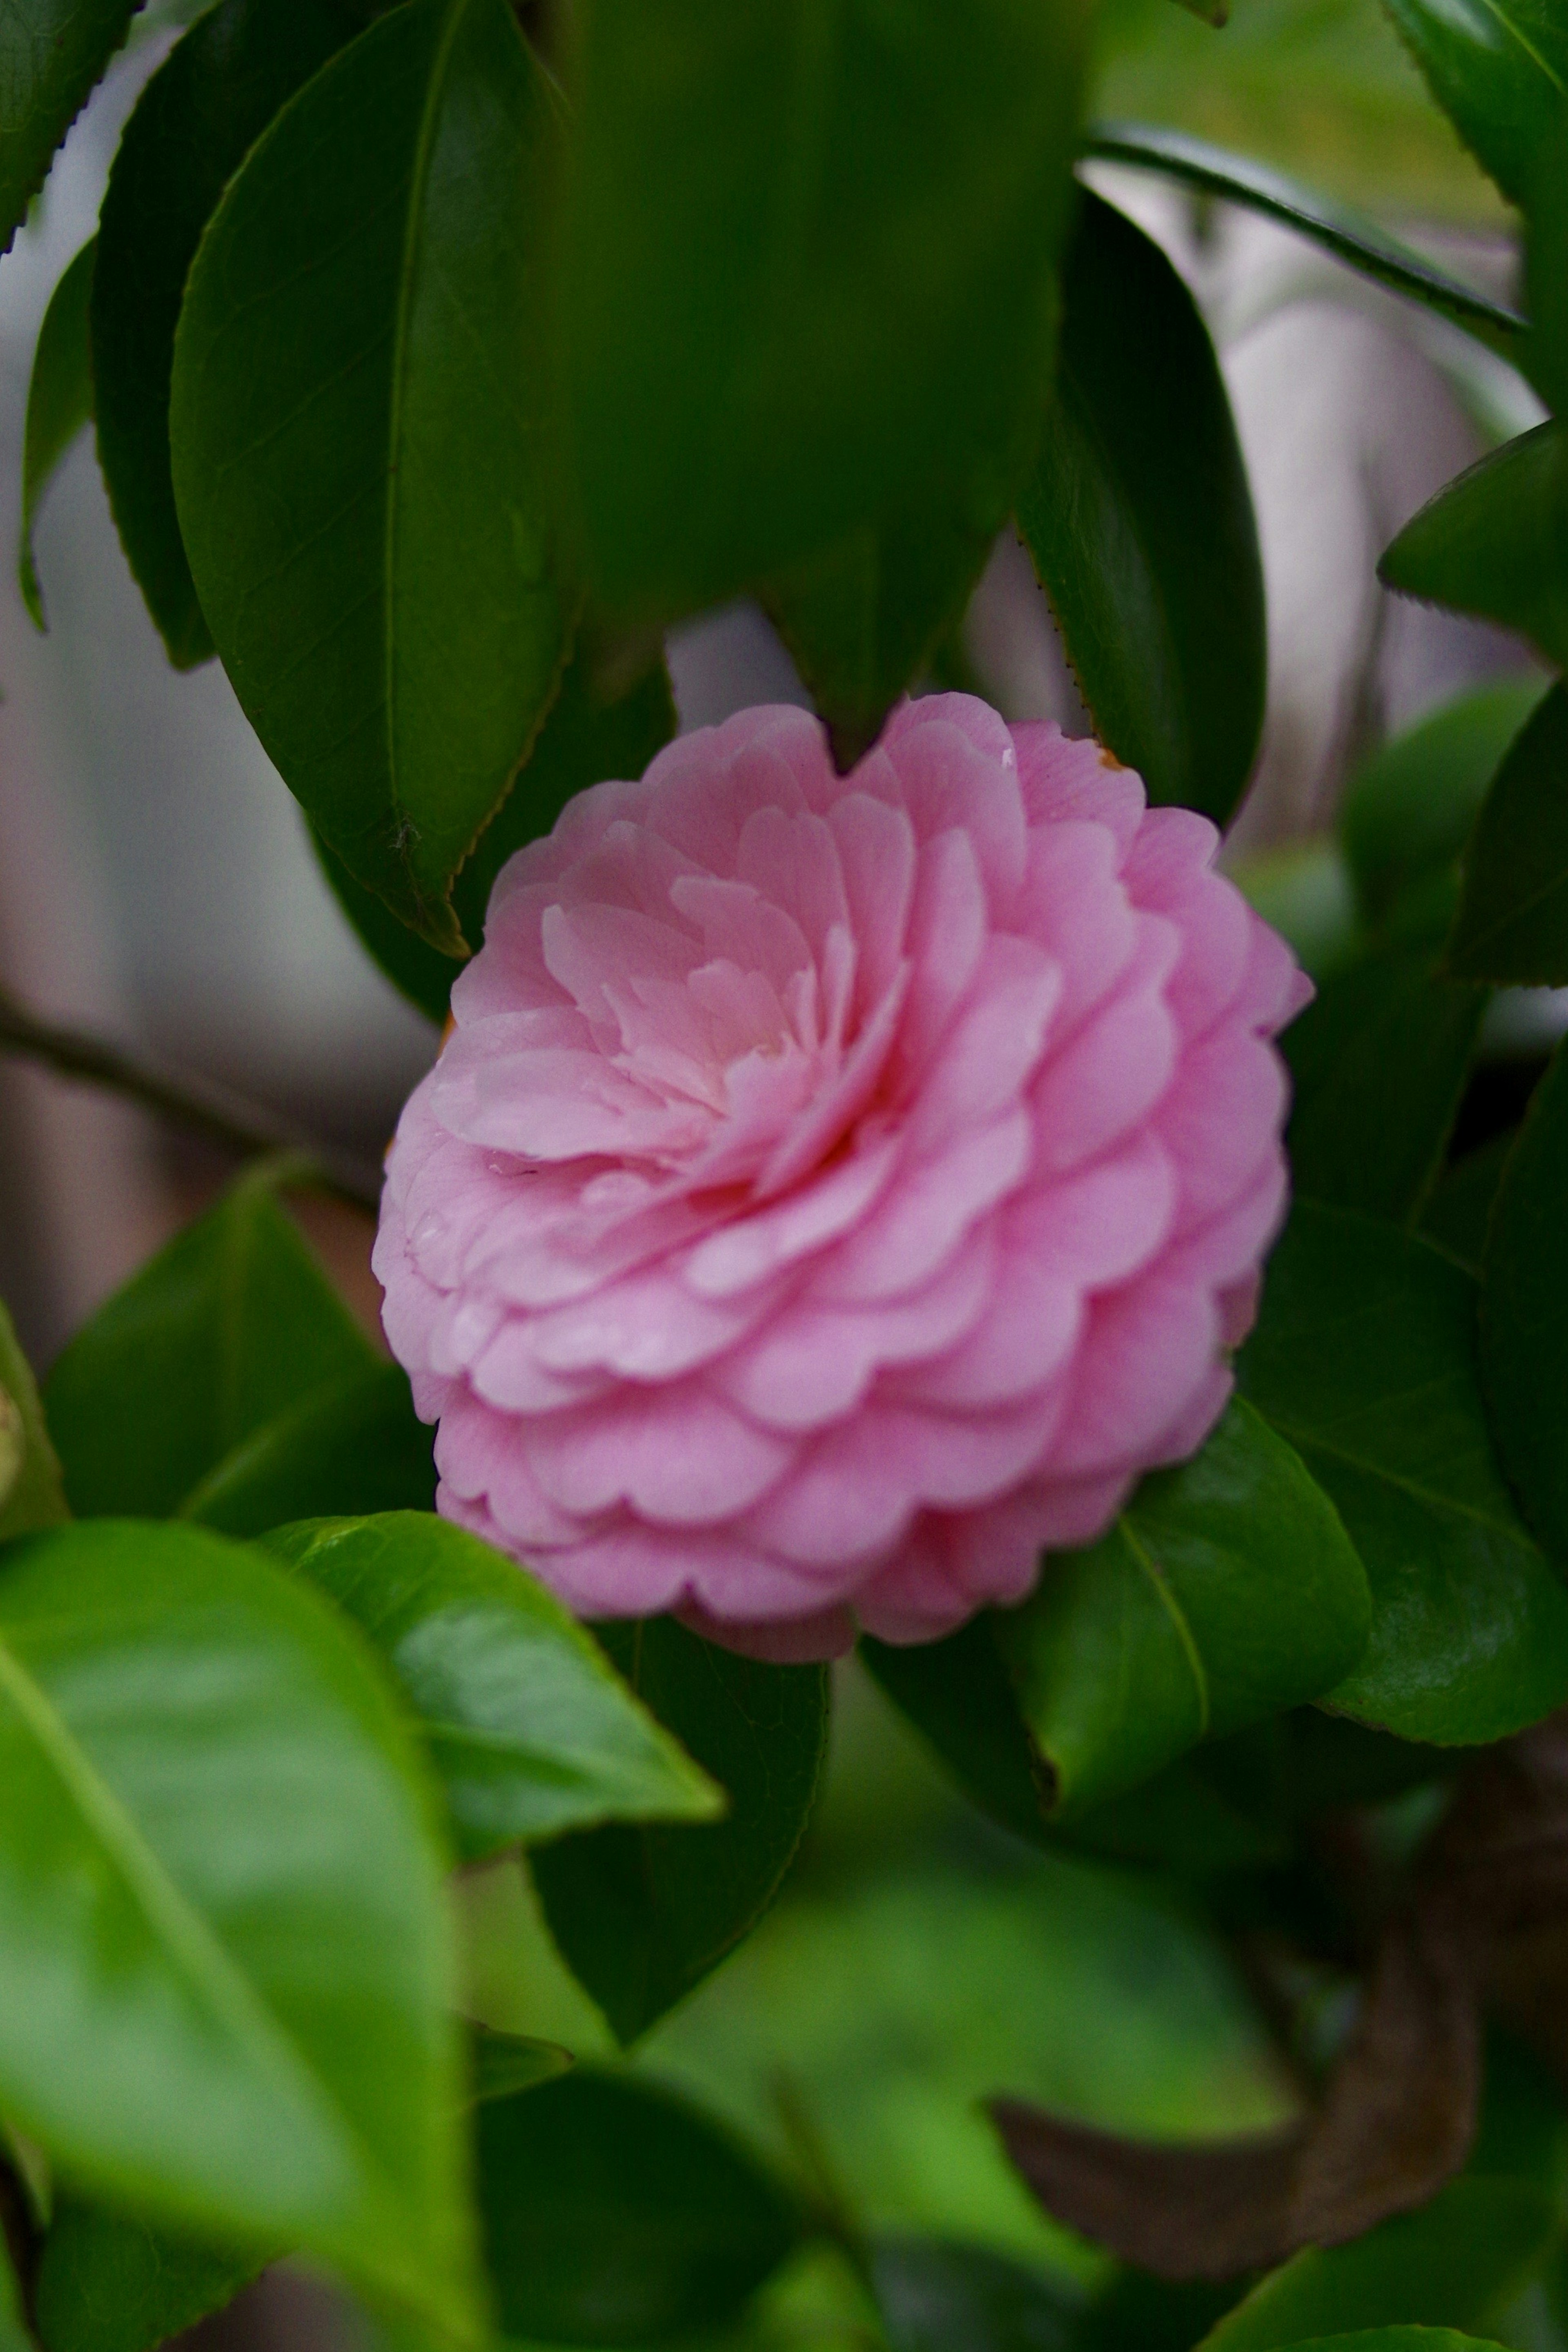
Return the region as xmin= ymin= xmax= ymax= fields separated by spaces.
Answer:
xmin=1229 ymin=839 xmax=1364 ymax=984
xmin=0 ymin=1519 xmax=477 ymax=2336
xmin=34 ymin=2204 xmax=261 ymax=2352
xmin=476 ymin=2069 xmax=802 ymax=2345
xmin=996 ymin=1400 xmax=1370 ymax=1816
xmin=1421 ymin=1134 xmax=1515 ymax=1271
xmin=177 ymin=1362 xmax=435 ymax=1535
xmin=870 ymin=2237 xmax=1084 ymax=2352
xmin=44 ymin=1165 xmax=377 ymax=1519
xmin=259 ymin=1512 xmax=721 ymax=1860
xmin=1084 ymin=123 xmax=1526 ymax=341
xmin=1480 ymin=1038 xmax=1568 ymax=1557
xmin=1283 ymin=951 xmax=1488 ymax=1222
xmin=92 ymin=0 xmax=366 ymax=670
xmin=0 ymin=2235 xmax=24 ymax=2352
xmin=1379 ymin=423 xmax=1568 ymax=672
xmin=171 ymin=0 xmax=572 ymax=951
xmin=1377 ymin=0 xmax=1568 ymax=206
xmin=1194 ymin=2176 xmax=1558 ymax=2348
xmin=18 ymin=234 xmax=94 ymax=630
xmin=1260 ymin=2339 xmax=1515 ymax=2351
xmin=470 ymin=2025 xmax=572 ymax=2104
xmin=533 ymin=1617 xmax=829 ymax=2042
xmin=1238 ymin=1200 xmax=1568 ymax=1744
xmin=1018 ymin=191 xmax=1265 ymax=824
xmin=319 ymin=644 xmax=678 ymax=1025
xmin=0 ymin=2 xmax=139 ymax=254
xmin=0 ymin=1297 xmax=67 ymax=1541
xmin=1339 ymin=678 xmax=1548 ymax=925
xmin=1528 ymin=108 xmax=1568 ymax=410
xmin=557 ymin=0 xmax=1087 ymax=617
xmin=1447 ymin=685 xmax=1568 ymax=985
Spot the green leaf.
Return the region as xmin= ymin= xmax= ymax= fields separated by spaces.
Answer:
xmin=91 ymin=0 xmax=367 ymax=671
xmin=1377 ymin=0 xmax=1568 ymax=207
xmin=1283 ymin=951 xmax=1488 ymax=1223
xmin=1480 ymin=1038 xmax=1568 ymax=1558
xmin=1195 ymin=2176 xmax=1558 ymax=2348
xmin=1017 ymin=190 xmax=1265 ymax=824
xmin=170 ymin=0 xmax=573 ymax=952
xmin=1260 ymin=2339 xmax=1513 ymax=2352
xmin=259 ymin=1512 xmax=721 ymax=1862
xmin=0 ymin=2234 xmax=26 ymax=2352
xmin=871 ymin=2236 xmax=1084 ymax=2352
xmin=533 ymin=1618 xmax=829 ymax=2042
xmin=319 ymin=644 xmax=678 ymax=1025
xmin=1421 ymin=1134 xmax=1515 ymax=1272
xmin=1447 ymin=686 xmax=1568 ymax=985
xmin=557 ymin=0 xmax=1088 ymax=617
xmin=1379 ymin=423 xmax=1568 ymax=672
xmin=0 ymin=1297 xmax=67 ymax=1540
xmin=470 ymin=2025 xmax=572 ymax=2105
xmin=1238 ymin=1199 xmax=1568 ymax=1744
xmin=0 ymin=2 xmax=140 ymax=254
xmin=34 ymin=2204 xmax=261 ymax=2352
xmin=1339 ymin=678 xmax=1548 ymax=926
xmin=18 ymin=234 xmax=94 ymax=630
xmin=476 ymin=2069 xmax=802 ymax=2345
xmin=0 ymin=1518 xmax=477 ymax=2337
xmin=177 ymin=1362 xmax=436 ymax=1536
xmin=43 ymin=1165 xmax=379 ymax=1519
xmin=1528 ymin=108 xmax=1568 ymax=410
xmin=1086 ymin=123 xmax=1526 ymax=342
xmin=993 ymin=1399 xmax=1370 ymax=1817
xmin=1228 ymin=839 xmax=1364 ymax=985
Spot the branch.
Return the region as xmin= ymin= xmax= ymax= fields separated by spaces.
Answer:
xmin=0 ymin=984 xmax=384 ymax=1214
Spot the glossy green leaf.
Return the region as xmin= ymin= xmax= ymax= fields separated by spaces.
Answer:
xmin=1339 ymin=679 xmax=1548 ymax=925
xmin=1196 ymin=2176 xmax=1558 ymax=2348
xmin=1283 ymin=951 xmax=1488 ymax=1222
xmin=1480 ymin=1038 xmax=1568 ymax=1558
xmin=178 ymin=1363 xmax=436 ymax=1536
xmin=91 ymin=0 xmax=366 ymax=670
xmin=259 ymin=1512 xmax=720 ymax=1860
xmin=533 ymin=1618 xmax=829 ymax=2042
xmin=0 ymin=1519 xmax=477 ymax=2336
xmin=470 ymin=2025 xmax=572 ymax=2105
xmin=1086 ymin=123 xmax=1525 ymax=342
xmin=0 ymin=1 xmax=139 ymax=253
xmin=18 ymin=234 xmax=94 ymax=629
xmin=34 ymin=2204 xmax=260 ymax=2352
xmin=994 ymin=1400 xmax=1369 ymax=1817
xmin=1238 ymin=1199 xmax=1568 ymax=1743
xmin=476 ymin=2069 xmax=802 ymax=2345
xmin=0 ymin=1297 xmax=66 ymax=1540
xmin=320 ymin=646 xmax=678 ymax=1025
xmin=1378 ymin=0 xmax=1568 ymax=206
xmin=171 ymin=0 xmax=572 ymax=951
xmin=43 ymin=1165 xmax=378 ymax=1519
xmin=1017 ymin=190 xmax=1265 ymax=824
xmin=1447 ymin=686 xmax=1568 ymax=984
xmin=1379 ymin=423 xmax=1568 ymax=672
xmin=557 ymin=0 xmax=1087 ymax=618
xmin=871 ymin=2236 xmax=1084 ymax=2352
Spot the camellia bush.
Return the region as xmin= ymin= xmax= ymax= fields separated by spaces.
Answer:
xmin=2 ymin=1 xmax=1568 ymax=2350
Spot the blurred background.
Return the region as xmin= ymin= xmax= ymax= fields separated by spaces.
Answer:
xmin=0 ymin=0 xmax=1552 ymax=2340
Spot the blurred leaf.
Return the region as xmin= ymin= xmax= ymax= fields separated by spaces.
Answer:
xmin=34 ymin=2204 xmax=261 ymax=2352
xmin=1379 ymin=423 xmax=1568 ymax=672
xmin=260 ymin=1512 xmax=721 ymax=1861
xmin=1082 ymin=2270 xmax=1245 ymax=2352
xmin=0 ymin=1298 xmax=67 ymax=1540
xmin=533 ymin=1618 xmax=829 ymax=2042
xmin=870 ymin=2236 xmax=1085 ymax=2352
xmin=91 ymin=0 xmax=365 ymax=670
xmin=1017 ymin=190 xmax=1264 ymax=825
xmin=1238 ymin=1200 xmax=1568 ymax=1743
xmin=0 ymin=1519 xmax=477 ymax=2336
xmin=1228 ymin=839 xmax=1364 ymax=984
xmin=1339 ymin=679 xmax=1548 ymax=925
xmin=557 ymin=0 xmax=1087 ymax=617
xmin=470 ymin=2025 xmax=572 ymax=2104
xmin=1421 ymin=1134 xmax=1515 ymax=1270
xmin=0 ymin=2 xmax=140 ymax=254
xmin=1480 ymin=1038 xmax=1568 ymax=1557
xmin=177 ymin=1363 xmax=435 ymax=1535
xmin=1261 ymin=2339 xmax=1535 ymax=2352
xmin=171 ymin=0 xmax=572 ymax=951
xmin=1087 ymin=123 xmax=1526 ymax=341
xmin=1528 ymin=109 xmax=1568 ymax=411
xmin=1194 ymin=2176 xmax=1558 ymax=2347
xmin=1448 ymin=686 xmax=1568 ymax=984
xmin=996 ymin=1401 xmax=1370 ymax=1817
xmin=18 ymin=235 xmax=94 ymax=630
xmin=1378 ymin=0 xmax=1568 ymax=207
xmin=320 ymin=644 xmax=678 ymax=1025
xmin=1283 ymin=951 xmax=1488 ymax=1223
xmin=44 ymin=1165 xmax=376 ymax=1519
xmin=476 ymin=2069 xmax=802 ymax=2344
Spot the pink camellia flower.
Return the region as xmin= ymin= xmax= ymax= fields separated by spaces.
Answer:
xmin=374 ymin=695 xmax=1309 ymax=1662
